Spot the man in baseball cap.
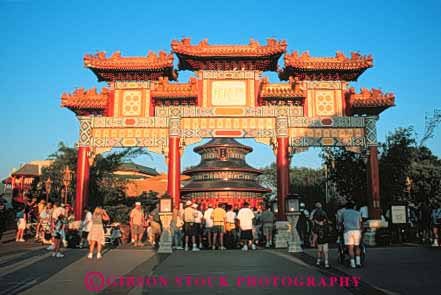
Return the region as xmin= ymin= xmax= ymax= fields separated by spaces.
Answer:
xmin=183 ymin=200 xmax=199 ymax=251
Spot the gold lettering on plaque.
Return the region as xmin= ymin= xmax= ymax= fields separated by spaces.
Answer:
xmin=211 ymin=81 xmax=246 ymax=106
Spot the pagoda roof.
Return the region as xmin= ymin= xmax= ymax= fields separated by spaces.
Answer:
xmin=279 ymin=51 xmax=373 ymax=81
xmin=194 ymin=138 xmax=252 ymax=153
xmin=84 ymin=50 xmax=177 ymax=82
xmin=10 ymin=160 xmax=52 ymax=177
xmin=152 ymin=77 xmax=198 ymax=98
xmin=259 ymin=77 xmax=305 ymax=99
xmin=183 ymin=165 xmax=263 ymax=175
xmin=171 ymin=38 xmax=287 ymax=71
xmin=181 ymin=180 xmax=271 ymax=193
xmin=12 ymin=164 xmax=40 ymax=177
xmin=346 ymin=87 xmax=395 ymax=115
xmin=61 ymin=87 xmax=109 ymax=115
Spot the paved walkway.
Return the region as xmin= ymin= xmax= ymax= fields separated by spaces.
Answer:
xmin=0 ymin=241 xmax=440 ymax=295
xmin=301 ymin=246 xmax=441 ymax=295
xmin=146 ymin=250 xmax=353 ymax=295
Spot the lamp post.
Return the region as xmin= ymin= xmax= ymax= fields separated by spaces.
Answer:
xmin=44 ymin=177 xmax=52 ymax=202
xmin=158 ymin=193 xmax=173 ymax=253
xmin=286 ymin=193 xmax=303 ymax=253
xmin=62 ymin=166 xmax=73 ymax=205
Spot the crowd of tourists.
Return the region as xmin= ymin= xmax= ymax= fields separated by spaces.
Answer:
xmin=125 ymin=200 xmax=271 ymax=252
xmin=5 ymin=194 xmax=76 ymax=257
xmin=297 ymin=199 xmax=441 ymax=269
xmin=3 ymin=191 xmax=440 ymax=266
xmin=295 ymin=201 xmax=357 ymax=269
xmin=171 ymin=200 xmax=268 ymax=251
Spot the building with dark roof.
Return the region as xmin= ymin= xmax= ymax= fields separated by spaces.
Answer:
xmin=2 ymin=160 xmax=53 ymax=197
xmin=181 ymin=138 xmax=271 ymax=209
xmin=114 ymin=162 xmax=160 ymax=180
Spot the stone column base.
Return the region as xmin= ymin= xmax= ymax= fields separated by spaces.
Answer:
xmin=274 ymin=221 xmax=290 ymax=248
xmin=158 ymin=213 xmax=173 ymax=253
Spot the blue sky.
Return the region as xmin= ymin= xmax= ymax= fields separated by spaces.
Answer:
xmin=1 ymin=0 xmax=440 ymax=179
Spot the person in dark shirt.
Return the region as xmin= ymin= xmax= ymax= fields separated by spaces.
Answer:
xmin=310 ymin=202 xmax=327 ymax=247
xmin=314 ymin=213 xmax=330 ymax=268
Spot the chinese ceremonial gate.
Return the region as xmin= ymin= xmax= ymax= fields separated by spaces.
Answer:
xmin=61 ymin=38 xmax=395 ymax=221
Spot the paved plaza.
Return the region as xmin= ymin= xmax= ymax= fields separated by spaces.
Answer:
xmin=0 ymin=238 xmax=440 ymax=295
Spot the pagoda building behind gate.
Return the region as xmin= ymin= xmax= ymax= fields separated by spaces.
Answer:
xmin=181 ymin=138 xmax=271 ymax=209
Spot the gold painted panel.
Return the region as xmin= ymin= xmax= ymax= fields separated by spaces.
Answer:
xmin=211 ymin=81 xmax=247 ymax=106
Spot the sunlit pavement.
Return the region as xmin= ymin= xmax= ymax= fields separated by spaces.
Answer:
xmin=0 ymin=240 xmax=440 ymax=295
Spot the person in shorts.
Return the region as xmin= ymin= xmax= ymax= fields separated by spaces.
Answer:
xmin=182 ymin=200 xmax=199 ymax=251
xmin=237 ymin=202 xmax=255 ymax=251
xmin=211 ymin=203 xmax=226 ymax=250
xmin=225 ymin=205 xmax=237 ymax=249
xmin=203 ymin=204 xmax=214 ymax=248
xmin=52 ymin=214 xmax=66 ymax=258
xmin=310 ymin=202 xmax=325 ymax=247
xmin=15 ymin=207 xmax=26 ymax=242
xmin=192 ymin=203 xmax=203 ymax=249
xmin=314 ymin=213 xmax=330 ymax=268
xmin=260 ymin=206 xmax=275 ymax=248
xmin=341 ymin=201 xmax=362 ymax=268
xmin=130 ymin=202 xmax=145 ymax=247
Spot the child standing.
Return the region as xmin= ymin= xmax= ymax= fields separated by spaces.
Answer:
xmin=15 ymin=207 xmax=26 ymax=242
xmin=314 ymin=213 xmax=330 ymax=268
xmin=52 ymin=214 xmax=65 ymax=258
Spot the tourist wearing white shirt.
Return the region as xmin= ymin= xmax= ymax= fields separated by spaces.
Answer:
xmin=237 ymin=202 xmax=256 ymax=251
xmin=80 ymin=208 xmax=92 ymax=248
xmin=203 ymin=205 xmax=214 ymax=248
xmin=193 ymin=204 xmax=203 ymax=249
xmin=225 ymin=206 xmax=237 ymax=248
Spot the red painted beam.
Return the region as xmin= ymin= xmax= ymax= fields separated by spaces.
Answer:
xmin=168 ymin=136 xmax=181 ymax=209
xmin=367 ymin=145 xmax=382 ymax=219
xmin=277 ymin=137 xmax=289 ymax=221
xmin=75 ymin=146 xmax=90 ymax=220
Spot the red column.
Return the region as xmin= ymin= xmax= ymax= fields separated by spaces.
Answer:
xmin=168 ymin=136 xmax=181 ymax=209
xmin=75 ymin=146 xmax=90 ymax=220
xmin=277 ymin=137 xmax=289 ymax=221
xmin=367 ymin=145 xmax=381 ymax=219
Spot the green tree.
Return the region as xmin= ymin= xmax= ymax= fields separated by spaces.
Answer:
xmin=41 ymin=143 xmax=148 ymax=209
xmin=321 ymin=147 xmax=367 ymax=205
xmin=290 ymin=167 xmax=326 ymax=209
xmin=259 ymin=163 xmax=326 ymax=209
xmin=409 ymin=146 xmax=441 ymax=203
xmin=259 ymin=162 xmax=277 ymax=193
xmin=379 ymin=127 xmax=417 ymax=208
xmin=40 ymin=142 xmax=78 ymax=201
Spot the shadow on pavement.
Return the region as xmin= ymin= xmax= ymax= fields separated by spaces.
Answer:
xmin=0 ymin=249 xmax=86 ymax=295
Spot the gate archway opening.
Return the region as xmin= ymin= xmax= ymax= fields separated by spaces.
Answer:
xmin=61 ymin=38 xmax=395 ymax=221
